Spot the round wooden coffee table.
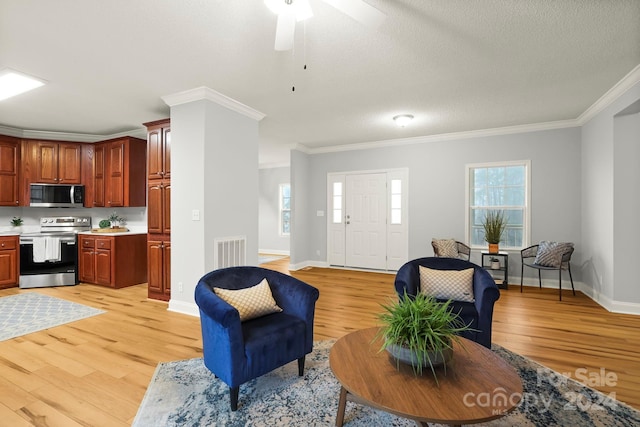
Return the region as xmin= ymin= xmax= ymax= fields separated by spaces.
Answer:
xmin=329 ymin=327 xmax=522 ymax=426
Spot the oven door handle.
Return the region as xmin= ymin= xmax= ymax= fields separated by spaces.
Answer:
xmin=20 ymin=238 xmax=77 ymax=244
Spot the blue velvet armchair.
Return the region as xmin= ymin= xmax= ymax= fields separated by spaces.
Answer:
xmin=195 ymin=266 xmax=320 ymax=411
xmin=394 ymin=257 xmax=500 ymax=348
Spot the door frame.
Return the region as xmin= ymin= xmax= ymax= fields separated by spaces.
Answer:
xmin=326 ymin=168 xmax=409 ymax=271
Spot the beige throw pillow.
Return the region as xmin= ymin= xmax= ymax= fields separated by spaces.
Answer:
xmin=432 ymin=238 xmax=459 ymax=258
xmin=214 ymin=278 xmax=282 ymax=321
xmin=419 ymin=266 xmax=475 ymax=302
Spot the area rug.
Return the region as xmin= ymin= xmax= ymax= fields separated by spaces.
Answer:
xmin=133 ymin=340 xmax=640 ymax=427
xmin=0 ymin=292 xmax=105 ymax=341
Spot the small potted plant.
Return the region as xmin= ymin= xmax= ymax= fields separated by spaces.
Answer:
xmin=10 ymin=216 xmax=23 ymax=229
xmin=107 ymin=211 xmax=126 ymax=229
xmin=482 ymin=210 xmax=507 ymax=253
xmin=376 ymin=292 xmax=471 ymax=383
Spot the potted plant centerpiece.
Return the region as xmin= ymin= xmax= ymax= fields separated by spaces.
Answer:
xmin=376 ymin=292 xmax=471 ymax=383
xmin=482 ymin=210 xmax=507 ymax=254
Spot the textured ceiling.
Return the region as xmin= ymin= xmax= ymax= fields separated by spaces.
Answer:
xmin=0 ymin=0 xmax=639 ymax=166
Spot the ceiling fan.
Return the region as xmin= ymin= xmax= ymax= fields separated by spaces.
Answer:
xmin=264 ymin=0 xmax=386 ymax=51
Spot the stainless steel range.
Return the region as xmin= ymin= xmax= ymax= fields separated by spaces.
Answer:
xmin=19 ymin=216 xmax=92 ymax=288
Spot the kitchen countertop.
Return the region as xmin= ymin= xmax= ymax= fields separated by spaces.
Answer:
xmin=78 ymin=229 xmax=147 ymax=236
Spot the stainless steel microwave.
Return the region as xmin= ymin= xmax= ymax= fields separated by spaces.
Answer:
xmin=29 ymin=184 xmax=85 ymax=208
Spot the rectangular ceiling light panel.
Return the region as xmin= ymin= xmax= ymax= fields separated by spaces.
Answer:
xmin=0 ymin=69 xmax=46 ymax=101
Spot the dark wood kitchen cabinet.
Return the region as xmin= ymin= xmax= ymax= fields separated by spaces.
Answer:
xmin=145 ymin=119 xmax=171 ymax=301
xmin=0 ymin=235 xmax=19 ymax=288
xmin=146 ymin=119 xmax=171 ymax=180
xmin=78 ymin=234 xmax=147 ymax=288
xmin=92 ymin=137 xmax=147 ymax=207
xmin=147 ymin=239 xmax=171 ymax=301
xmin=32 ymin=140 xmax=82 ymax=184
xmin=0 ymin=135 xmax=20 ymax=206
xmin=147 ymin=181 xmax=171 ymax=235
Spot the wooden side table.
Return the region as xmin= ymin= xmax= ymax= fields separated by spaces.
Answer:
xmin=481 ymin=251 xmax=509 ymax=289
xmin=329 ymin=327 xmax=522 ymax=427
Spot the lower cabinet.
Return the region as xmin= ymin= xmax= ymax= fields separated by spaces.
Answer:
xmin=148 ymin=238 xmax=170 ymax=301
xmin=78 ymin=234 xmax=147 ymax=288
xmin=0 ymin=235 xmax=19 ymax=288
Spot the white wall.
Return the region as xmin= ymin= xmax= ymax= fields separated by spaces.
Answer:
xmin=258 ymin=166 xmax=290 ymax=254
xmin=614 ymin=111 xmax=640 ymax=304
xmin=582 ymin=81 xmax=640 ymax=312
xmin=291 ymin=127 xmax=583 ymax=283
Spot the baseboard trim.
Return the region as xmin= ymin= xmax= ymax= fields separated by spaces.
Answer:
xmin=513 ymin=276 xmax=640 ymax=315
xmin=258 ymin=249 xmax=290 ymax=256
xmin=168 ymin=300 xmax=199 ymax=317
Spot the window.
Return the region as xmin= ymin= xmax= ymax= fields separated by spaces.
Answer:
xmin=279 ymin=183 xmax=291 ymax=236
xmin=390 ymin=179 xmax=402 ymax=225
xmin=332 ymin=182 xmax=343 ymax=224
xmin=466 ymin=161 xmax=530 ymax=249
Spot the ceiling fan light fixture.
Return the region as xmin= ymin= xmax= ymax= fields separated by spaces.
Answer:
xmin=393 ymin=114 xmax=414 ymax=127
xmin=264 ymin=0 xmax=313 ymax=21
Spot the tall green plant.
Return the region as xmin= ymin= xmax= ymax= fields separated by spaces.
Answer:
xmin=376 ymin=292 xmax=470 ymax=380
xmin=482 ymin=210 xmax=507 ymax=244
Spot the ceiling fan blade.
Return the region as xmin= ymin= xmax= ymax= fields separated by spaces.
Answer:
xmin=323 ymin=0 xmax=386 ymax=29
xmin=274 ymin=13 xmax=296 ymax=51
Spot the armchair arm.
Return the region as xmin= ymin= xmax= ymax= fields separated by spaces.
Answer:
xmin=472 ymin=268 xmax=500 ymax=347
xmin=268 ymin=272 xmax=319 ymax=352
xmin=394 ymin=262 xmax=420 ymax=298
xmin=194 ymin=281 xmax=246 ymax=384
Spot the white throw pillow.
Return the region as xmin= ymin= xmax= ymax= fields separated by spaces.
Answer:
xmin=419 ymin=266 xmax=475 ymax=303
xmin=214 ymin=278 xmax=282 ymax=321
xmin=432 ymin=239 xmax=459 ymax=258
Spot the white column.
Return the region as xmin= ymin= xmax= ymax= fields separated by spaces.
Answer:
xmin=162 ymin=87 xmax=265 ymax=315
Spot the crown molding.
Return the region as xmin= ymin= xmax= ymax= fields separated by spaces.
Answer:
xmin=0 ymin=124 xmax=147 ymax=142
xmin=302 ymin=119 xmax=579 ymax=155
xmin=577 ymin=63 xmax=640 ymax=125
xmin=161 ymin=86 xmax=266 ymax=121
xmin=259 ymin=161 xmax=290 ymax=169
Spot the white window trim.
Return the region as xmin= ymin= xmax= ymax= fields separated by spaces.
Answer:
xmin=464 ymin=160 xmax=531 ymax=250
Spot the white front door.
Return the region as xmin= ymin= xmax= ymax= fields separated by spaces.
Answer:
xmin=345 ymin=173 xmax=387 ymax=269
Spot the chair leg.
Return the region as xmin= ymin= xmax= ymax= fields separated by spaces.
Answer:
xmin=558 ymin=268 xmax=562 ymax=301
xmin=568 ymin=263 xmax=575 ymax=296
xmin=230 ymin=386 xmax=239 ymax=411
xmin=298 ymin=356 xmax=306 ymax=376
xmin=520 ymin=264 xmax=524 ymax=293
xmin=538 ymin=270 xmax=542 ymax=288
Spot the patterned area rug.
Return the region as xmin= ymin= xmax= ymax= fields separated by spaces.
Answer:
xmin=133 ymin=340 xmax=640 ymax=427
xmin=0 ymin=293 xmax=105 ymax=341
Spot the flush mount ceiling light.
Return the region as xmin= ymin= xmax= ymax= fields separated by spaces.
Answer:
xmin=393 ymin=114 xmax=414 ymax=127
xmin=0 ymin=69 xmax=46 ymax=101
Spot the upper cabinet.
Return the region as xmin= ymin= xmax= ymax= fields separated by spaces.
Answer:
xmin=146 ymin=119 xmax=171 ymax=180
xmin=0 ymin=135 xmax=20 ymax=206
xmin=93 ymin=137 xmax=147 ymax=207
xmin=32 ymin=141 xmax=82 ymax=184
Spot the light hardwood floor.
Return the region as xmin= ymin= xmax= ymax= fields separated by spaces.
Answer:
xmin=0 ymin=258 xmax=638 ymax=426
